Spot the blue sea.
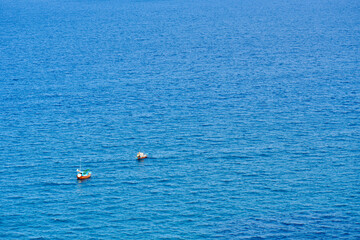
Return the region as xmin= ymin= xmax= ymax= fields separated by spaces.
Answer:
xmin=0 ymin=0 xmax=359 ymax=239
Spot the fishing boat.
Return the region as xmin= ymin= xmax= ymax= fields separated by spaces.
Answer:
xmin=137 ymin=152 xmax=147 ymax=160
xmin=77 ymin=169 xmax=91 ymax=180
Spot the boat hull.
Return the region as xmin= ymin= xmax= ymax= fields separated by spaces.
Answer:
xmin=77 ymin=173 xmax=91 ymax=180
xmin=137 ymin=155 xmax=147 ymax=160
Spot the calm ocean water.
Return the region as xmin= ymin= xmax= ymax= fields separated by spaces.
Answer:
xmin=0 ymin=0 xmax=359 ymax=239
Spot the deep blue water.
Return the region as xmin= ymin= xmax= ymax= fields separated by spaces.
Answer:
xmin=0 ymin=0 xmax=360 ymax=239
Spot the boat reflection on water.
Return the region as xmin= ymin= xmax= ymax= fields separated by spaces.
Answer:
xmin=77 ymin=177 xmax=91 ymax=183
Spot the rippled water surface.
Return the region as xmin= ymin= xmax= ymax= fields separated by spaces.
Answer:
xmin=1 ymin=0 xmax=359 ymax=239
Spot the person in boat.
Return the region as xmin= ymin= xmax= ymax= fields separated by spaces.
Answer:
xmin=137 ymin=152 xmax=144 ymax=158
